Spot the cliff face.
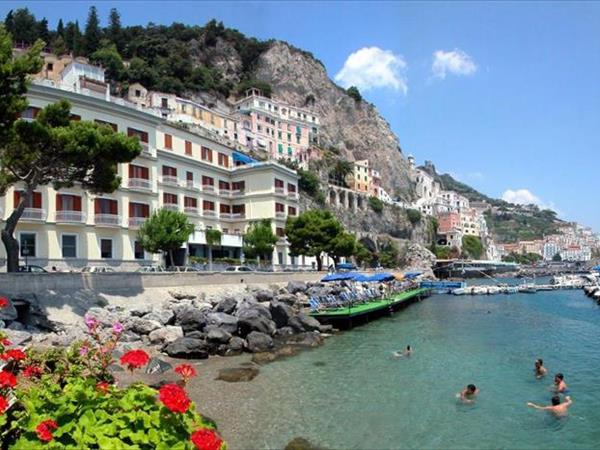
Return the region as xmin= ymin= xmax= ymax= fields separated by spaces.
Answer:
xmin=252 ymin=42 xmax=413 ymax=199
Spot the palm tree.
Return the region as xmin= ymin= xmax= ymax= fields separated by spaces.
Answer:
xmin=205 ymin=229 xmax=222 ymax=271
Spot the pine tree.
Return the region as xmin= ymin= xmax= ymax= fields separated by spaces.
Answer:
xmin=12 ymin=8 xmax=38 ymax=44
xmin=107 ymin=8 xmax=122 ymax=50
xmin=4 ymin=10 xmax=14 ymax=35
xmin=84 ymin=5 xmax=101 ymax=54
xmin=64 ymin=21 xmax=82 ymax=55
xmin=56 ymin=18 xmax=64 ymax=38
xmin=37 ymin=17 xmax=50 ymax=45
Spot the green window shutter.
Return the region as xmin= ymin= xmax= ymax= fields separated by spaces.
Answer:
xmin=278 ymin=143 xmax=283 ymax=154
xmin=288 ymin=147 xmax=293 ymax=155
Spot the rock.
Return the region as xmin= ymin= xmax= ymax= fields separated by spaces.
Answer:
xmin=251 ymin=352 xmax=277 ymax=364
xmin=149 ymin=326 xmax=184 ymax=345
xmin=193 ymin=302 xmax=214 ymax=311
xmin=204 ymin=325 xmax=232 ymax=344
xmin=403 ymin=243 xmax=436 ymax=274
xmin=164 ymin=337 xmax=208 ymax=359
xmin=245 ymin=331 xmax=274 ymax=352
xmin=287 ymin=331 xmax=324 ymax=348
xmin=129 ymin=317 xmax=162 ymax=335
xmin=287 ymin=281 xmax=308 ymax=294
xmin=236 ymin=301 xmax=272 ymax=320
xmin=214 ymin=297 xmax=237 ymax=314
xmin=119 ymin=331 xmax=142 ymax=343
xmin=145 ymin=357 xmax=173 ymax=375
xmin=275 ymin=293 xmax=298 ymax=306
xmin=0 ymin=298 xmax=19 ymax=322
xmin=4 ymin=330 xmax=32 ymax=346
xmin=205 ymin=313 xmax=238 ymax=334
xmin=288 ymin=314 xmax=321 ymax=333
xmin=270 ymin=301 xmax=293 ymax=328
xmin=216 ymin=367 xmax=259 ymax=382
xmin=237 ymin=310 xmax=276 ymax=337
xmin=227 ymin=336 xmax=245 ymax=354
xmin=177 ymin=308 xmax=209 ymax=333
xmin=145 ymin=309 xmax=175 ymax=326
xmin=185 ymin=331 xmax=205 ymax=340
xmin=169 ymin=290 xmax=196 ymax=300
xmin=0 ymin=320 xmax=5 ymax=329
xmin=129 ymin=304 xmax=153 ymax=317
xmin=254 ymin=289 xmax=274 ymax=302
xmin=285 ymin=437 xmax=320 ymax=450
xmin=275 ymin=326 xmax=295 ymax=338
xmin=318 ymin=324 xmax=334 ymax=333
xmin=6 ymin=321 xmax=24 ymax=331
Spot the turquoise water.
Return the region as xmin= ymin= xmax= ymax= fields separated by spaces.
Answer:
xmin=244 ymin=288 xmax=600 ymax=449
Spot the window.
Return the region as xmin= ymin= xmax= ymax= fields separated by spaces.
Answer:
xmin=232 ymin=204 xmax=245 ymax=214
xmin=276 ymin=227 xmax=285 ymax=237
xmin=232 ymin=181 xmax=245 ymax=191
xmin=14 ymin=191 xmax=42 ymax=209
xmin=127 ymin=128 xmax=148 ymax=144
xmin=134 ymin=241 xmax=144 ymax=260
xmin=61 ymin=235 xmax=77 ymax=258
xmin=288 ymin=147 xmax=293 ymax=155
xmin=288 ymin=206 xmax=297 ymax=216
xmin=162 ymin=166 xmax=177 ymax=177
xmin=202 ymin=176 xmax=214 ymax=186
xmin=185 ymin=140 xmax=192 ymax=156
xmin=275 ymin=203 xmax=285 ymax=213
xmin=278 ymin=131 xmax=282 ymax=139
xmin=161 ymin=98 xmax=168 ymax=108
xmin=274 ymin=179 xmax=284 ymax=188
xmin=95 ymin=199 xmax=118 ymax=215
xmin=129 ymin=202 xmax=149 ymax=218
xmin=278 ymin=143 xmax=283 ymax=154
xmin=184 ymin=197 xmax=197 ymax=208
xmin=47 ymin=63 xmax=54 ymax=71
xmin=219 ymin=180 xmax=230 ymax=191
xmin=287 ymin=183 xmax=297 ymax=193
xmin=56 ymin=194 xmax=82 ymax=211
xmin=220 ymin=204 xmax=231 ymax=214
xmin=163 ymin=193 xmax=178 ymax=205
xmin=100 ymin=239 xmax=113 ymax=259
xmin=218 ymin=153 xmax=229 ymax=167
xmin=19 ymin=233 xmax=36 ymax=257
xmin=164 ymin=134 xmax=173 ymax=149
xmin=203 ymin=200 xmax=215 ymax=211
xmin=129 ymin=164 xmax=149 ymax=179
xmin=70 ymin=114 xmax=81 ymax=121
xmin=201 ymin=147 xmax=213 ymax=162
xmin=95 ymin=119 xmax=118 ymax=131
xmin=186 ymin=171 xmax=194 ymax=181
xmin=20 ymin=107 xmax=40 ymax=119
xmin=135 ymin=89 xmax=141 ymax=97
xmin=287 ymin=133 xmax=291 ymax=141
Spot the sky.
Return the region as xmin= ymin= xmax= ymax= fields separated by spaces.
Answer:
xmin=3 ymin=1 xmax=599 ymax=230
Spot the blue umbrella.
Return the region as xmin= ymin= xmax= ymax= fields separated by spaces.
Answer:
xmin=404 ymin=271 xmax=422 ymax=279
xmin=321 ymin=272 xmax=360 ymax=282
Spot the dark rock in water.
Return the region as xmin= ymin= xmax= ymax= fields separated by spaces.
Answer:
xmin=177 ymin=308 xmax=209 ymax=333
xmin=285 ymin=437 xmax=321 ymax=450
xmin=287 ymin=281 xmax=308 ymax=294
xmin=237 ymin=310 xmax=276 ymax=337
xmin=206 ymin=312 xmax=238 ymax=334
xmin=313 ymin=361 xmax=326 ymax=367
xmin=214 ymin=297 xmax=237 ymax=315
xmin=164 ymin=337 xmax=208 ymax=359
xmin=227 ymin=336 xmax=246 ymax=355
xmin=274 ymin=293 xmax=298 ymax=306
xmin=288 ymin=314 xmax=321 ymax=333
xmin=275 ymin=326 xmax=295 ymax=338
xmin=204 ymin=325 xmax=232 ymax=343
xmin=254 ymin=289 xmax=274 ymax=302
xmin=318 ymin=324 xmax=334 ymax=334
xmin=146 ymin=357 xmax=173 ymax=375
xmin=287 ymin=332 xmax=324 ymax=348
xmin=270 ymin=301 xmax=293 ymax=328
xmin=216 ymin=367 xmax=259 ymax=382
xmin=251 ymin=352 xmax=277 ymax=364
xmin=245 ymin=331 xmax=274 ymax=352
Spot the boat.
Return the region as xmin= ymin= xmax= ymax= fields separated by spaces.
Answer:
xmin=519 ymin=284 xmax=537 ymax=293
xmin=452 ymin=288 xmax=467 ymax=295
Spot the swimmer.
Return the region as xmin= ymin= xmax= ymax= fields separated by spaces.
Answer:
xmin=459 ymin=384 xmax=479 ymax=403
xmin=527 ymin=395 xmax=572 ymax=416
xmin=534 ymin=359 xmax=548 ymax=379
xmin=392 ymin=345 xmax=412 ymax=358
xmin=553 ymin=373 xmax=568 ymax=393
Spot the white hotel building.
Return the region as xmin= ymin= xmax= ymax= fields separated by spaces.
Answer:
xmin=0 ymin=81 xmax=304 ymax=271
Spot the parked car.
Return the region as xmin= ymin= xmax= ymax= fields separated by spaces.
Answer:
xmin=224 ymin=265 xmax=253 ymax=272
xmin=136 ymin=266 xmax=166 ymax=273
xmin=17 ymin=265 xmax=47 ymax=273
xmin=167 ymin=266 xmax=200 ymax=273
xmin=81 ymin=266 xmax=115 ymax=273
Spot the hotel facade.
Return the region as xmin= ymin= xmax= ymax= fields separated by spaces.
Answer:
xmin=0 ymin=82 xmax=304 ymax=271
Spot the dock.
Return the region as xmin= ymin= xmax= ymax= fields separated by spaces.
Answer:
xmin=310 ymin=287 xmax=431 ymax=329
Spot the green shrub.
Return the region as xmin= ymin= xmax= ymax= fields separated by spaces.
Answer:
xmin=346 ymin=86 xmax=362 ymax=102
xmin=368 ymin=197 xmax=384 ymax=213
xmin=406 ymin=209 xmax=422 ymax=224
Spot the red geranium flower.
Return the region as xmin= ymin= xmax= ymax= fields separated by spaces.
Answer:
xmin=0 ymin=395 xmax=8 ymax=414
xmin=174 ymin=363 xmax=197 ymax=382
xmin=0 ymin=297 xmax=8 ymax=308
xmin=119 ymin=349 xmax=150 ymax=371
xmin=96 ymin=381 xmax=111 ymax=394
xmin=0 ymin=338 xmax=12 ymax=346
xmin=35 ymin=419 xmax=58 ymax=442
xmin=0 ymin=371 xmax=17 ymax=388
xmin=1 ymin=349 xmax=26 ymax=361
xmin=22 ymin=365 xmax=43 ymax=378
xmin=158 ymin=383 xmax=191 ymax=414
xmin=190 ymin=428 xmax=224 ymax=450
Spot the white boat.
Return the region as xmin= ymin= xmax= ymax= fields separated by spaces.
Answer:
xmin=452 ymin=288 xmax=467 ymax=295
xmin=519 ymin=284 xmax=537 ymax=293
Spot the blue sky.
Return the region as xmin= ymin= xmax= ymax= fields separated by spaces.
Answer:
xmin=3 ymin=1 xmax=599 ymax=230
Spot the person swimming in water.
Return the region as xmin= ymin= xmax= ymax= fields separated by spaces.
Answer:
xmin=459 ymin=384 xmax=479 ymax=403
xmin=535 ymin=359 xmax=548 ymax=379
xmin=553 ymin=373 xmax=568 ymax=393
xmin=527 ymin=395 xmax=572 ymax=416
xmin=392 ymin=345 xmax=412 ymax=358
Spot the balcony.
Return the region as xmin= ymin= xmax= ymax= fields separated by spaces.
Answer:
xmin=274 ymin=187 xmax=286 ymax=196
xmin=287 ymin=191 xmax=299 ymax=200
xmin=275 ymin=211 xmax=286 ymax=219
xmin=21 ymin=208 xmax=46 ymax=221
xmin=220 ymin=189 xmax=245 ymax=198
xmin=160 ymin=175 xmax=179 ymax=186
xmin=220 ymin=213 xmax=246 ymax=221
xmin=55 ymin=210 xmax=85 ymax=224
xmin=128 ymin=217 xmax=148 ymax=228
xmin=185 ymin=180 xmax=200 ymax=191
xmin=95 ymin=214 xmax=121 ymax=227
xmin=184 ymin=207 xmax=199 ymax=215
xmin=162 ymin=204 xmax=179 ymax=211
xmin=202 ymin=185 xmax=216 ymax=194
xmin=202 ymin=209 xmax=217 ymax=218
xmin=128 ymin=178 xmax=152 ymax=190
xmin=140 ymin=143 xmax=153 ymax=158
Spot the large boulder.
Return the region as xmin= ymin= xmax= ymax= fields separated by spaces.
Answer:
xmin=274 ymin=293 xmax=298 ymax=306
xmin=148 ymin=326 xmax=184 ymax=345
xmin=4 ymin=329 xmax=32 ymax=346
xmin=237 ymin=309 xmax=276 ymax=337
xmin=128 ymin=317 xmax=162 ymax=335
xmin=145 ymin=309 xmax=175 ymax=326
xmin=169 ymin=290 xmax=196 ymax=301
xmin=145 ymin=357 xmax=173 ymax=375
xmin=254 ymin=289 xmax=274 ymax=302
xmin=288 ymin=314 xmax=321 ymax=333
xmin=245 ymin=331 xmax=274 ymax=353
xmin=204 ymin=325 xmax=232 ymax=344
xmin=205 ymin=313 xmax=238 ymax=334
xmin=270 ymin=301 xmax=293 ymax=328
xmin=176 ymin=308 xmax=209 ymax=333
xmin=163 ymin=337 xmax=208 ymax=359
xmin=236 ymin=301 xmax=271 ymax=320
xmin=129 ymin=304 xmax=152 ymax=317
xmin=287 ymin=281 xmax=308 ymax=294
xmin=214 ymin=297 xmax=237 ymax=314
xmin=287 ymin=331 xmax=324 ymax=348
xmin=228 ymin=336 xmax=246 ymax=354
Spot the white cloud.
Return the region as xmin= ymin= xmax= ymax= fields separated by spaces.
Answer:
xmin=431 ymin=49 xmax=477 ymax=79
xmin=335 ymin=47 xmax=408 ymax=94
xmin=502 ymin=189 xmax=541 ymax=205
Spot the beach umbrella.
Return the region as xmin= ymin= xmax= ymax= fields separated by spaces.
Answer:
xmin=404 ymin=271 xmax=422 ymax=280
xmin=393 ymin=273 xmax=405 ymax=281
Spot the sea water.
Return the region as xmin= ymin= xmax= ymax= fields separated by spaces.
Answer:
xmin=242 ymin=288 xmax=600 ymax=449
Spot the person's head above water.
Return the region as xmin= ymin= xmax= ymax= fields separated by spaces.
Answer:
xmin=555 ymin=373 xmax=564 ymax=382
xmin=466 ymin=384 xmax=477 ymax=394
xmin=406 ymin=345 xmax=411 ymax=351
xmin=536 ymin=359 xmax=543 ymax=367
xmin=551 ymin=396 xmax=561 ymax=406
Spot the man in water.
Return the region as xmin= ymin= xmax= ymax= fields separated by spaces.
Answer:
xmin=459 ymin=384 xmax=479 ymax=403
xmin=392 ymin=345 xmax=412 ymax=358
xmin=527 ymin=396 xmax=572 ymax=416
xmin=554 ymin=373 xmax=568 ymax=393
xmin=535 ymin=359 xmax=548 ymax=379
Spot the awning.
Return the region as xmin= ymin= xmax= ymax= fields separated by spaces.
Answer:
xmin=403 ymin=271 xmax=423 ymax=279
xmin=232 ymin=151 xmax=256 ymax=165
xmin=321 ymin=272 xmax=360 ymax=282
xmin=336 ymin=263 xmax=356 ymax=270
xmin=593 ymin=266 xmax=600 ymax=271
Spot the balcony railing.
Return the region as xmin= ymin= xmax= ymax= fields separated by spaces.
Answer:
xmin=202 ymin=185 xmax=216 ymax=193
xmin=21 ymin=208 xmax=46 ymax=221
xmin=161 ymin=175 xmax=179 ymax=186
xmin=128 ymin=178 xmax=152 ymax=190
xmin=287 ymin=191 xmax=298 ymax=199
xmin=185 ymin=180 xmax=200 ymax=191
xmin=55 ymin=210 xmax=85 ymax=223
xmin=275 ymin=211 xmax=286 ymax=219
xmin=162 ymin=204 xmax=179 ymax=211
xmin=140 ymin=143 xmax=153 ymax=157
xmin=184 ymin=207 xmax=199 ymax=215
xmin=202 ymin=209 xmax=217 ymax=218
xmin=220 ymin=212 xmax=246 ymax=220
xmin=274 ymin=187 xmax=285 ymax=195
xmin=128 ymin=217 xmax=148 ymax=228
xmin=220 ymin=189 xmax=245 ymax=197
xmin=95 ymin=214 xmax=121 ymax=227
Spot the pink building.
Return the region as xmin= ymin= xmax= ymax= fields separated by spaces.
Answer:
xmin=438 ymin=212 xmax=461 ymax=234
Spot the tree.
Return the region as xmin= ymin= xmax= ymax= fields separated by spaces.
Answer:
xmin=4 ymin=11 xmax=14 ymax=36
xmin=51 ymin=35 xmax=67 ymax=56
xmin=378 ymin=240 xmax=400 ymax=268
xmin=37 ymin=18 xmax=50 ymax=45
xmin=56 ymin=19 xmax=64 ymax=38
xmin=462 ymin=235 xmax=483 ymax=260
xmin=285 ymin=209 xmax=344 ymax=271
xmin=406 ymin=208 xmax=422 ymax=224
xmin=137 ymin=209 xmax=194 ymax=266
xmin=354 ymin=243 xmax=372 ymax=267
xmin=64 ymin=21 xmax=82 ymax=55
xmin=84 ymin=6 xmax=102 ymax=54
xmin=205 ymin=229 xmax=222 ymax=271
xmin=346 ymin=86 xmax=362 ymax=102
xmin=552 ymin=253 xmax=562 ymax=262
xmin=328 ymin=232 xmax=357 ymax=265
xmin=91 ymin=43 xmax=125 ymax=82
xmin=11 ymin=8 xmax=37 ymax=44
xmin=329 ymin=160 xmax=353 ymax=187
xmin=107 ymin=8 xmax=122 ymax=51
xmin=242 ymin=219 xmax=278 ymax=263
xmin=368 ymin=196 xmax=384 ymax=213
xmin=0 ymin=95 xmax=141 ymax=270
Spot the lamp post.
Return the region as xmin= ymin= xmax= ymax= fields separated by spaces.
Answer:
xmin=22 ymin=247 xmax=29 ymax=268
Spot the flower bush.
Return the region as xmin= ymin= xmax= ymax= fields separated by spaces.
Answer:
xmin=0 ymin=303 xmax=226 ymax=449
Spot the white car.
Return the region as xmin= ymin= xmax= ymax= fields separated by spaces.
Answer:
xmin=137 ymin=266 xmax=166 ymax=273
xmin=81 ymin=266 xmax=115 ymax=273
xmin=224 ymin=265 xmax=253 ymax=272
